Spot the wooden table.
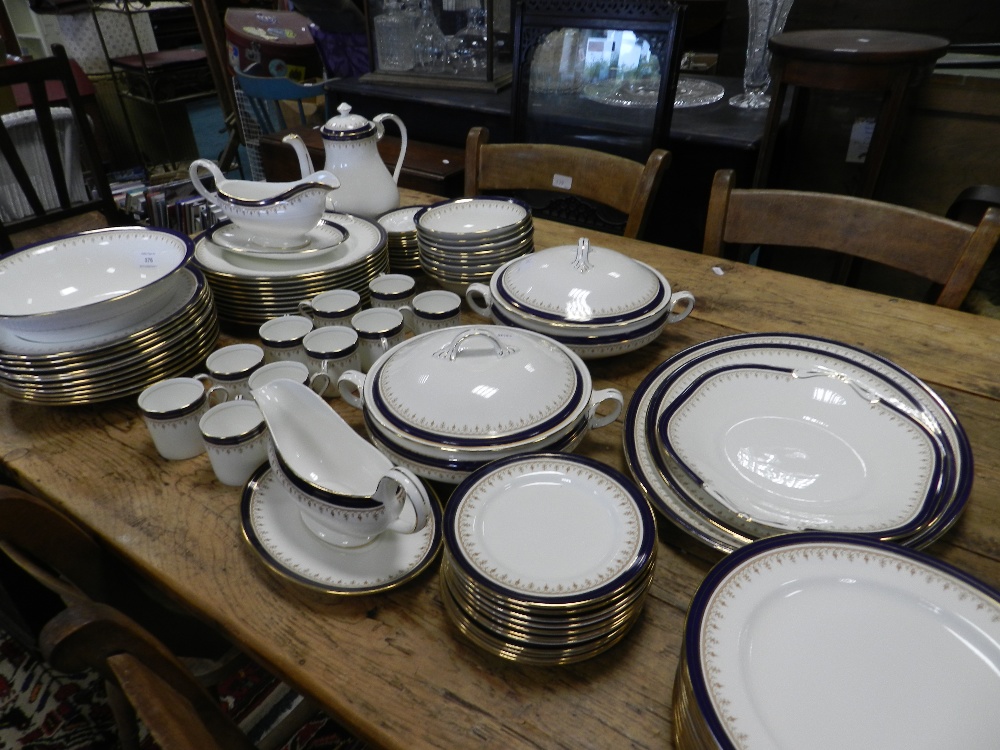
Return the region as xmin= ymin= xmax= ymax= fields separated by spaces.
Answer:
xmin=2 ymin=190 xmax=1000 ymax=749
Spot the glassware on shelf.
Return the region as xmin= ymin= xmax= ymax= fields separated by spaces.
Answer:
xmin=729 ymin=0 xmax=796 ymax=109
xmin=374 ymin=0 xmax=417 ymax=72
xmin=414 ymin=0 xmax=448 ymax=72
xmin=451 ymin=7 xmax=490 ymax=76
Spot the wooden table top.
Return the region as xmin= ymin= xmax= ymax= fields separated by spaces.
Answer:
xmin=2 ymin=189 xmax=1000 ymax=749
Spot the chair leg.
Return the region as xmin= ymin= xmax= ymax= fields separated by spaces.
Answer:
xmin=105 ymin=679 xmax=142 ymax=750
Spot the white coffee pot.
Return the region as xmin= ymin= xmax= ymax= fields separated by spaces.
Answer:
xmin=283 ymin=101 xmax=407 ymax=220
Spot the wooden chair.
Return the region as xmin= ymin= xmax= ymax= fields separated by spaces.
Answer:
xmin=0 ymin=45 xmax=129 ymax=255
xmin=0 ymin=484 xmax=321 ymax=749
xmin=464 ymin=126 xmax=670 ymax=239
xmin=703 ymin=169 xmax=1000 ymax=309
xmin=41 ymin=601 xmax=254 ymax=750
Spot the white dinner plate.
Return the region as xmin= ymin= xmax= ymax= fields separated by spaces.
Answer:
xmin=658 ymin=364 xmax=939 ymax=532
xmin=208 ymin=219 xmax=348 ymax=259
xmin=195 ymin=213 xmax=384 ymax=278
xmin=623 ymin=333 xmax=969 ymax=554
xmin=444 ymin=454 xmax=656 ymax=604
xmin=241 ymin=465 xmax=441 ymax=595
xmin=685 ymin=534 xmax=1000 ymax=749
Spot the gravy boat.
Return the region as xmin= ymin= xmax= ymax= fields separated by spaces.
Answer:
xmin=189 ymin=158 xmax=339 ymax=248
xmin=252 ymin=377 xmax=431 ymax=547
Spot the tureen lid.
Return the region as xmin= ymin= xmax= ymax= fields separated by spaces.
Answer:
xmin=370 ymin=326 xmax=588 ymax=445
xmin=495 ymin=237 xmax=666 ymax=324
xmin=320 ymin=102 xmax=378 ymax=140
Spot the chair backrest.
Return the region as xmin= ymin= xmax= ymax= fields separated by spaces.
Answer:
xmin=41 ymin=601 xmax=255 ymax=750
xmin=0 ymin=45 xmax=126 ymax=255
xmin=232 ymin=70 xmax=330 ymax=181
xmin=703 ymin=169 xmax=1000 ymax=309
xmin=464 ymin=126 xmax=670 ymax=239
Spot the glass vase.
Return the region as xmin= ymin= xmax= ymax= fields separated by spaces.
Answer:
xmin=729 ymin=0 xmax=796 ymax=109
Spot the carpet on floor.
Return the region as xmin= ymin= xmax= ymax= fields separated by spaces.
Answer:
xmin=0 ymin=630 xmax=366 ymax=750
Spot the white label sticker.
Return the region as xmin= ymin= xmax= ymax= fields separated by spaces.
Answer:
xmin=138 ymin=250 xmax=159 ymax=269
xmin=552 ymin=173 xmax=573 ymax=190
xmin=846 ymin=117 xmax=876 ymax=163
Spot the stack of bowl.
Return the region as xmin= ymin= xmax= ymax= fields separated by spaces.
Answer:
xmin=0 ymin=227 xmax=218 ymax=405
xmin=416 ymin=197 xmax=534 ymax=293
xmin=467 ymin=238 xmax=695 ymax=359
xmin=440 ymin=453 xmax=658 ymax=665
xmin=377 ymin=205 xmax=423 ymax=272
xmin=337 ymin=325 xmax=623 ymax=483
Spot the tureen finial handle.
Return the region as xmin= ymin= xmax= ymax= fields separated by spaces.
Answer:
xmin=572 ymin=237 xmax=593 ymax=273
xmin=439 ymin=328 xmax=516 ymax=361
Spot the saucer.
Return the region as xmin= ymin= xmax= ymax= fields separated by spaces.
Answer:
xmin=240 ymin=465 xmax=442 ymax=595
xmin=209 ymin=220 xmax=349 ymax=259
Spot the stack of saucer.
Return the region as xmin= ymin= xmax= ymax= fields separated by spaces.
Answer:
xmin=440 ymin=454 xmax=657 ymax=665
xmin=416 ymin=197 xmax=533 ymax=294
xmin=377 ymin=205 xmax=424 ymax=273
xmin=193 ymin=212 xmax=389 ymax=330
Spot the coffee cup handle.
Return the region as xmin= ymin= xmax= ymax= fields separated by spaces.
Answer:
xmin=337 ymin=370 xmax=366 ymax=409
xmin=207 ymin=385 xmax=231 ymax=407
xmin=308 ymin=371 xmax=332 ymax=398
xmin=297 ymin=300 xmax=314 ymax=317
xmin=385 ymin=466 xmax=431 ymax=535
xmin=399 ymin=305 xmax=414 ymax=333
xmin=465 ymin=283 xmax=492 ymax=319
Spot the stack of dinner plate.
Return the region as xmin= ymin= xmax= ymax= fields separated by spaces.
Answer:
xmin=624 ymin=333 xmax=972 ymax=556
xmin=673 ymin=532 xmax=1000 ymax=749
xmin=377 ymin=205 xmax=423 ymax=272
xmin=193 ymin=212 xmax=388 ymax=329
xmin=416 ymin=197 xmax=534 ymax=293
xmin=440 ymin=454 xmax=657 ymax=665
xmin=0 ymin=227 xmax=218 ymax=405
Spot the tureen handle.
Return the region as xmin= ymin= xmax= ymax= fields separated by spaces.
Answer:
xmin=440 ymin=329 xmax=515 ymax=361
xmin=572 ymin=237 xmax=594 ymax=273
xmin=587 ymin=388 xmax=624 ymax=429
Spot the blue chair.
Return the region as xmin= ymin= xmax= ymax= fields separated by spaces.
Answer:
xmin=232 ymin=70 xmax=332 ymax=180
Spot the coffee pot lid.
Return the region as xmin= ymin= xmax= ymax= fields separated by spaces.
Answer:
xmin=321 ymin=102 xmax=378 ymax=140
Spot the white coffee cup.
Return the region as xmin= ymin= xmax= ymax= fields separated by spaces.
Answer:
xmin=303 ymin=326 xmax=361 ymax=397
xmin=351 ymin=307 xmax=406 ymax=372
xmin=297 ymin=289 xmax=362 ymax=328
xmin=196 ymin=343 xmax=265 ymax=400
xmin=400 ymin=289 xmax=462 ymax=334
xmin=138 ymin=377 xmax=215 ymax=460
xmin=200 ymin=400 xmax=269 ymax=486
xmin=259 ymin=315 xmax=314 ymax=365
xmin=368 ymin=273 xmax=416 ymax=310
xmin=247 ymin=359 xmax=330 ymax=396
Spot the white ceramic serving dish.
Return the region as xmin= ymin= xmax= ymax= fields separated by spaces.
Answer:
xmin=467 ymin=237 xmax=695 ymax=336
xmin=0 ymin=226 xmax=193 ymax=343
xmin=189 ymin=158 xmax=339 ymax=248
xmin=659 ymin=363 xmax=938 ymax=532
xmin=623 ymin=333 xmax=969 ymax=555
xmin=338 ymin=326 xmax=623 ymax=481
xmin=684 ymin=534 xmax=1000 ymax=749
xmin=207 ymin=219 xmax=348 ymax=260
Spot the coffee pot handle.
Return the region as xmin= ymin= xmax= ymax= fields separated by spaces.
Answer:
xmin=373 ymin=113 xmax=407 ymax=184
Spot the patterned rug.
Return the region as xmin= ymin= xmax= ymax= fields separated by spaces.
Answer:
xmin=0 ymin=631 xmax=366 ymax=750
